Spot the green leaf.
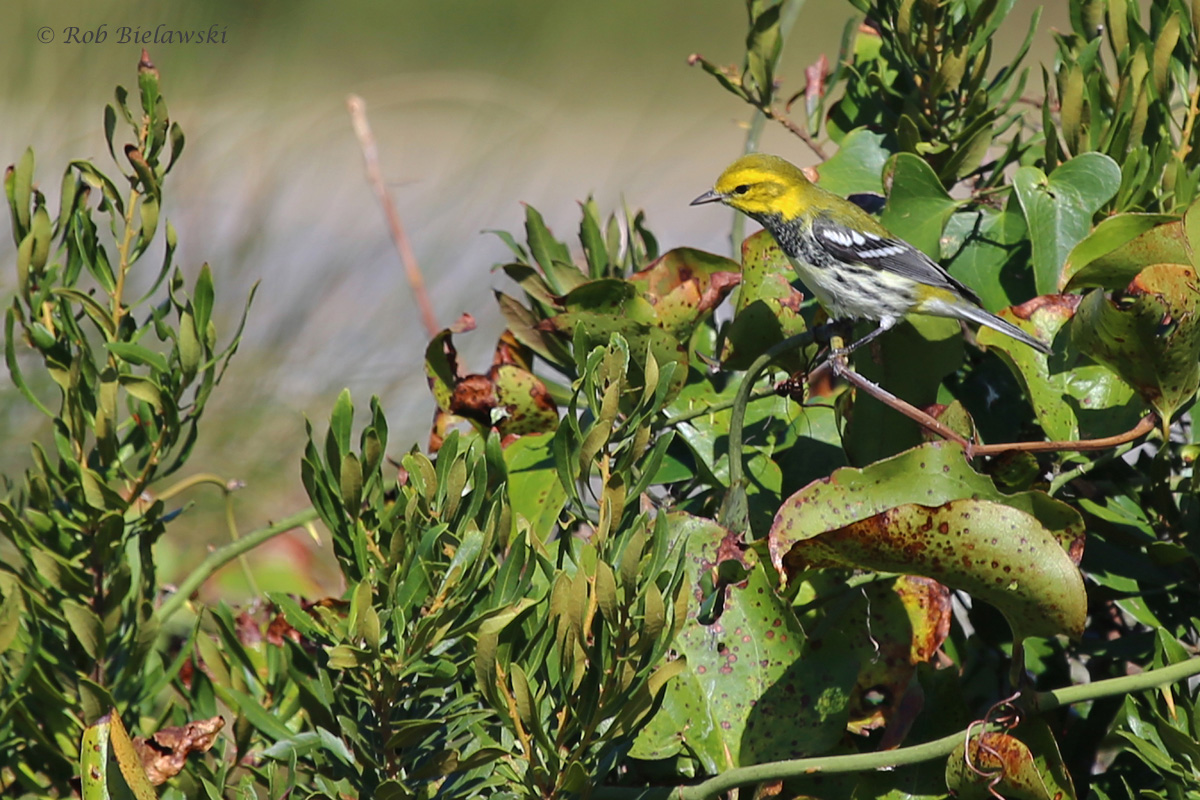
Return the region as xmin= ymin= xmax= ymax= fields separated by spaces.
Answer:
xmin=943 ymin=208 xmax=1032 ymax=311
xmin=504 ymin=433 xmax=566 ymax=541
xmin=881 ymin=154 xmax=958 ymax=256
xmin=524 ymin=204 xmax=581 ymax=295
xmin=330 ymin=388 xmax=354 ymax=461
xmin=1013 ymin=153 xmax=1122 ymax=295
xmin=1071 ymin=264 xmax=1200 ymax=425
xmin=768 ymin=441 xmax=1085 ymax=586
xmin=193 ymin=264 xmax=214 ymax=336
xmin=631 ymin=513 xmax=855 ymax=768
xmin=979 ymin=300 xmax=1141 ymax=441
xmin=744 ymin=2 xmax=782 ymax=103
xmin=106 ymin=342 xmax=169 ymax=373
xmin=1062 ymin=213 xmax=1186 ymax=291
xmin=79 ymin=716 xmax=112 ymax=800
xmin=119 ymin=375 xmax=164 ymax=413
xmin=177 ymin=311 xmax=200 ymax=382
xmin=722 ymin=230 xmax=810 ymax=370
xmin=9 ymin=147 xmax=34 ymax=240
xmin=780 ymin=497 xmax=1086 ymax=640
xmin=63 ymin=599 xmax=105 ymax=659
xmin=341 ymin=452 xmax=362 ymax=521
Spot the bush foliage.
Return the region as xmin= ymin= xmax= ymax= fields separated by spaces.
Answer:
xmin=4 ymin=0 xmax=1200 ymax=798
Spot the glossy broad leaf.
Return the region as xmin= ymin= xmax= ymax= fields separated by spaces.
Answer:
xmin=978 ymin=295 xmax=1141 ymax=441
xmin=1060 ymin=213 xmax=1184 ymax=291
xmin=943 ymin=207 xmax=1033 ymax=312
xmin=881 ymin=153 xmax=958 ymax=257
xmin=721 ymin=229 xmax=809 ymax=370
xmin=1070 ymin=264 xmax=1200 ymax=425
xmin=1013 ymin=153 xmax=1122 ymax=295
xmin=814 ymin=127 xmax=890 ymax=197
xmin=630 ymin=514 xmax=855 ymax=768
xmin=779 ymin=498 xmax=1086 ymax=640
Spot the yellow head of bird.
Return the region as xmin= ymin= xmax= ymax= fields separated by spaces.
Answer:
xmin=690 ymin=153 xmax=813 ymax=219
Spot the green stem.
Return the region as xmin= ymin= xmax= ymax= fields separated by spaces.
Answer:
xmin=158 ymin=506 xmax=319 ymax=623
xmin=593 ymin=655 xmax=1200 ymax=800
xmin=1049 ymin=442 xmax=1134 ymax=496
xmin=719 ymin=331 xmax=815 ymax=531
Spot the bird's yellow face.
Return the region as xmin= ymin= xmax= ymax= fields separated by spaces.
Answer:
xmin=691 ymin=153 xmax=812 ymax=219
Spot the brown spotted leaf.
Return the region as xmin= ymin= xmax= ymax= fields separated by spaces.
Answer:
xmin=629 ymin=513 xmax=855 ymax=769
xmin=946 ymin=719 xmax=1076 ymax=800
xmin=768 ymin=442 xmax=1085 ymax=586
xmin=541 ymin=282 xmax=690 ymax=398
xmin=721 ymin=229 xmax=810 ymax=370
xmin=979 ymin=295 xmax=1141 ymax=441
xmin=780 ymin=498 xmax=1085 ymax=640
xmin=426 ymin=325 xmax=558 ymax=438
xmin=628 ymin=247 xmax=741 ymax=336
xmin=1071 ymin=263 xmax=1200 ymax=426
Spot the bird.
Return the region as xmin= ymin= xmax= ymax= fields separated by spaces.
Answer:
xmin=691 ymin=153 xmax=1052 ymax=356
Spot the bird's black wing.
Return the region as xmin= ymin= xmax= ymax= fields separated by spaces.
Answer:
xmin=810 ymin=215 xmax=981 ymax=305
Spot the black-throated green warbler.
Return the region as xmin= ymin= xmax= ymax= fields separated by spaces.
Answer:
xmin=691 ymin=154 xmax=1052 ymax=355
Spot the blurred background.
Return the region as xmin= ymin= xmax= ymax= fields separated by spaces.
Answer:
xmin=1 ymin=0 xmax=1066 ymax=601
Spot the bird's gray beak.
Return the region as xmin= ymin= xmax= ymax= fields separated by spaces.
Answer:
xmin=690 ymin=189 xmax=723 ymax=206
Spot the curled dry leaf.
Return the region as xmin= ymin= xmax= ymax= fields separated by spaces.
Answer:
xmin=133 ymin=716 xmax=225 ymax=785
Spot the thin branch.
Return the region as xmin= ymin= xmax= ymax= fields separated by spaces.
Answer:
xmin=591 ymin=655 xmax=1200 ymax=800
xmin=974 ymin=414 xmax=1157 ymax=456
xmin=764 ymin=107 xmax=829 ymax=159
xmin=158 ymin=506 xmax=320 ymax=622
xmin=829 ymin=359 xmax=1157 ymax=457
xmin=835 ymin=365 xmax=973 ymax=450
xmin=346 ymin=94 xmax=439 ymax=338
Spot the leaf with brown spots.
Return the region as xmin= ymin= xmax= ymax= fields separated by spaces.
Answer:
xmin=1071 ymin=263 xmax=1200 ymax=429
xmin=630 ymin=514 xmax=856 ymax=769
xmin=628 ymin=247 xmax=741 ymax=335
xmin=721 ymin=229 xmax=810 ymax=371
xmin=426 ymin=325 xmax=558 ymax=439
xmin=946 ymin=719 xmax=1076 ymax=800
xmin=781 ymin=498 xmax=1086 ymax=640
xmin=842 ymin=576 xmax=951 ymax=737
xmin=768 ymin=442 xmax=1085 ymax=589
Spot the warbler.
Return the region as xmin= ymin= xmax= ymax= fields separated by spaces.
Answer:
xmin=691 ymin=154 xmax=1052 ymax=355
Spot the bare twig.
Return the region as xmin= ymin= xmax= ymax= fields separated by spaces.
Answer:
xmin=764 ymin=106 xmax=828 ymax=160
xmin=818 ymin=355 xmax=1158 ymax=457
xmin=346 ymin=95 xmax=439 ymax=338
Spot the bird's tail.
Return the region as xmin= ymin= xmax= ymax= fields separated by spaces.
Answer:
xmin=950 ymin=302 xmax=1053 ymax=354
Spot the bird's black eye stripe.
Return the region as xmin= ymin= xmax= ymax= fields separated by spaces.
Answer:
xmin=733 ymin=184 xmax=750 ymax=195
